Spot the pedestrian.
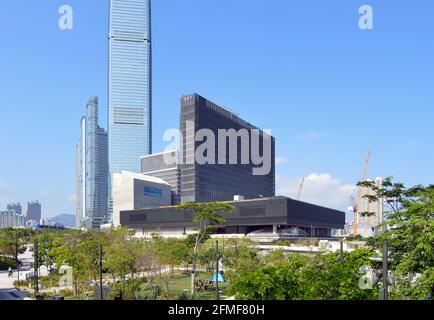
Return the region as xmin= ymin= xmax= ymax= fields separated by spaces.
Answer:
xmin=8 ymin=267 xmax=13 ymax=278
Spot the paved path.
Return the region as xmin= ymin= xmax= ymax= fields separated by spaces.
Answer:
xmin=0 ymin=248 xmax=46 ymax=300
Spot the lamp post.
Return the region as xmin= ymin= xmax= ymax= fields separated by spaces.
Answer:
xmin=34 ymin=241 xmax=39 ymax=295
xmin=382 ymin=241 xmax=389 ymax=300
xmin=99 ymin=244 xmax=103 ymax=300
xmin=215 ymin=240 xmax=219 ymax=301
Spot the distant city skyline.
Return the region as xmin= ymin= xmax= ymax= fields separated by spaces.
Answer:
xmin=1 ymin=1 xmax=433 ymax=218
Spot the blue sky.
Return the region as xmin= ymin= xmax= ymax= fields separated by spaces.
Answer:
xmin=0 ymin=0 xmax=433 ymax=218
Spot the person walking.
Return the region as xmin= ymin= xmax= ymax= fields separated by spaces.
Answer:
xmin=8 ymin=267 xmax=13 ymax=278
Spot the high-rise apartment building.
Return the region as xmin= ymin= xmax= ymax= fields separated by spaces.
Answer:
xmin=26 ymin=201 xmax=41 ymax=223
xmin=7 ymin=203 xmax=22 ymax=215
xmin=108 ymin=0 xmax=153 ymax=219
xmin=76 ymin=97 xmax=109 ymax=228
xmin=0 ymin=210 xmax=25 ymax=229
xmin=180 ymin=94 xmax=275 ymax=203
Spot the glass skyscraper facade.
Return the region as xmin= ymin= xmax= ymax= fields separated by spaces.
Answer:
xmin=180 ymin=94 xmax=275 ymax=204
xmin=108 ymin=0 xmax=153 ymax=219
xmin=76 ymin=97 xmax=109 ymax=228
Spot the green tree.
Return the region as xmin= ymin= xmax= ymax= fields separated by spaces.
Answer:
xmin=0 ymin=228 xmax=28 ymax=263
xmin=222 ymin=240 xmax=259 ymax=277
xmin=33 ymin=230 xmax=63 ymax=272
xmin=359 ymin=178 xmax=434 ymax=299
xmin=229 ymin=248 xmax=379 ymax=300
xmin=229 ymin=253 xmax=307 ymax=300
xmin=299 ymin=248 xmax=379 ymax=300
xmin=51 ymin=230 xmax=101 ymax=298
xmin=177 ymin=202 xmax=235 ymax=297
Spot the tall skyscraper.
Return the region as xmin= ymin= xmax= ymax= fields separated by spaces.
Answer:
xmin=76 ymin=97 xmax=109 ymax=228
xmin=180 ymin=94 xmax=275 ymax=203
xmin=76 ymin=135 xmax=83 ymax=228
xmin=26 ymin=201 xmax=41 ymax=223
xmin=108 ymin=0 xmax=153 ymax=219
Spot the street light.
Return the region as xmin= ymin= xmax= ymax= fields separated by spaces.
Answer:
xmin=215 ymin=240 xmax=219 ymax=301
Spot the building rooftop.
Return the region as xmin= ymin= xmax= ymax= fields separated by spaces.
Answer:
xmin=117 ymin=171 xmax=171 ymax=186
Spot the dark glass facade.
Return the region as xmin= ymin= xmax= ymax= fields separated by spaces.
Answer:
xmin=180 ymin=94 xmax=275 ymax=203
xmin=120 ymin=196 xmax=345 ymax=236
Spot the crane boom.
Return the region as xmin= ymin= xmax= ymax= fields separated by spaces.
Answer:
xmin=297 ymin=177 xmax=305 ymax=201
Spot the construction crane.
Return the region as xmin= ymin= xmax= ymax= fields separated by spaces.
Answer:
xmin=297 ymin=177 xmax=305 ymax=201
xmin=352 ymin=151 xmax=372 ymax=236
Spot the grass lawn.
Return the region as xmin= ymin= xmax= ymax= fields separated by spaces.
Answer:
xmin=166 ymin=272 xmax=229 ymax=300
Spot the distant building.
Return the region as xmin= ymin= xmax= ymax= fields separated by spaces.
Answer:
xmin=180 ymin=93 xmax=275 ymax=203
xmin=31 ymin=224 xmax=65 ymax=231
xmin=7 ymin=203 xmax=22 ymax=215
xmin=141 ymin=150 xmax=181 ymax=205
xmin=76 ymin=97 xmax=109 ymax=229
xmin=108 ymin=0 xmax=153 ymax=220
xmin=112 ymin=171 xmax=172 ymax=227
xmin=26 ymin=201 xmax=41 ymax=224
xmin=76 ymin=132 xmax=84 ymax=228
xmin=0 ymin=210 xmax=25 ymax=228
xmin=357 ymin=177 xmax=384 ymax=238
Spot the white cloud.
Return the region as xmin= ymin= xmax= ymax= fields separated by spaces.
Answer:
xmin=67 ymin=194 xmax=76 ymax=203
xmin=39 ymin=190 xmax=52 ymax=197
xmin=276 ymin=173 xmax=355 ymax=211
xmin=275 ymin=157 xmax=288 ymax=165
xmin=297 ymin=131 xmax=322 ymax=141
xmin=0 ymin=181 xmax=8 ymax=189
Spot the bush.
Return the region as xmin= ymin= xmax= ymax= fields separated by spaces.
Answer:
xmin=229 ymin=249 xmax=379 ymax=300
xmin=59 ymin=288 xmax=75 ymax=298
xmin=39 ymin=274 xmax=63 ymax=288
xmin=110 ymin=278 xmax=147 ymax=300
xmin=177 ymin=291 xmax=190 ymax=300
xmin=14 ymin=280 xmax=31 ymax=288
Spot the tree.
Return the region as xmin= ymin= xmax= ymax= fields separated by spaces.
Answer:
xmin=0 ymin=228 xmax=28 ymax=263
xmin=222 ymin=240 xmax=259 ymax=277
xmin=359 ymin=178 xmax=434 ymax=299
xmin=229 ymin=249 xmax=379 ymax=300
xmin=177 ymin=202 xmax=235 ymax=297
xmin=51 ymin=230 xmax=101 ymax=298
xmin=299 ymin=248 xmax=379 ymax=300
xmin=33 ymin=230 xmax=63 ymax=272
xmin=229 ymin=253 xmax=307 ymax=300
